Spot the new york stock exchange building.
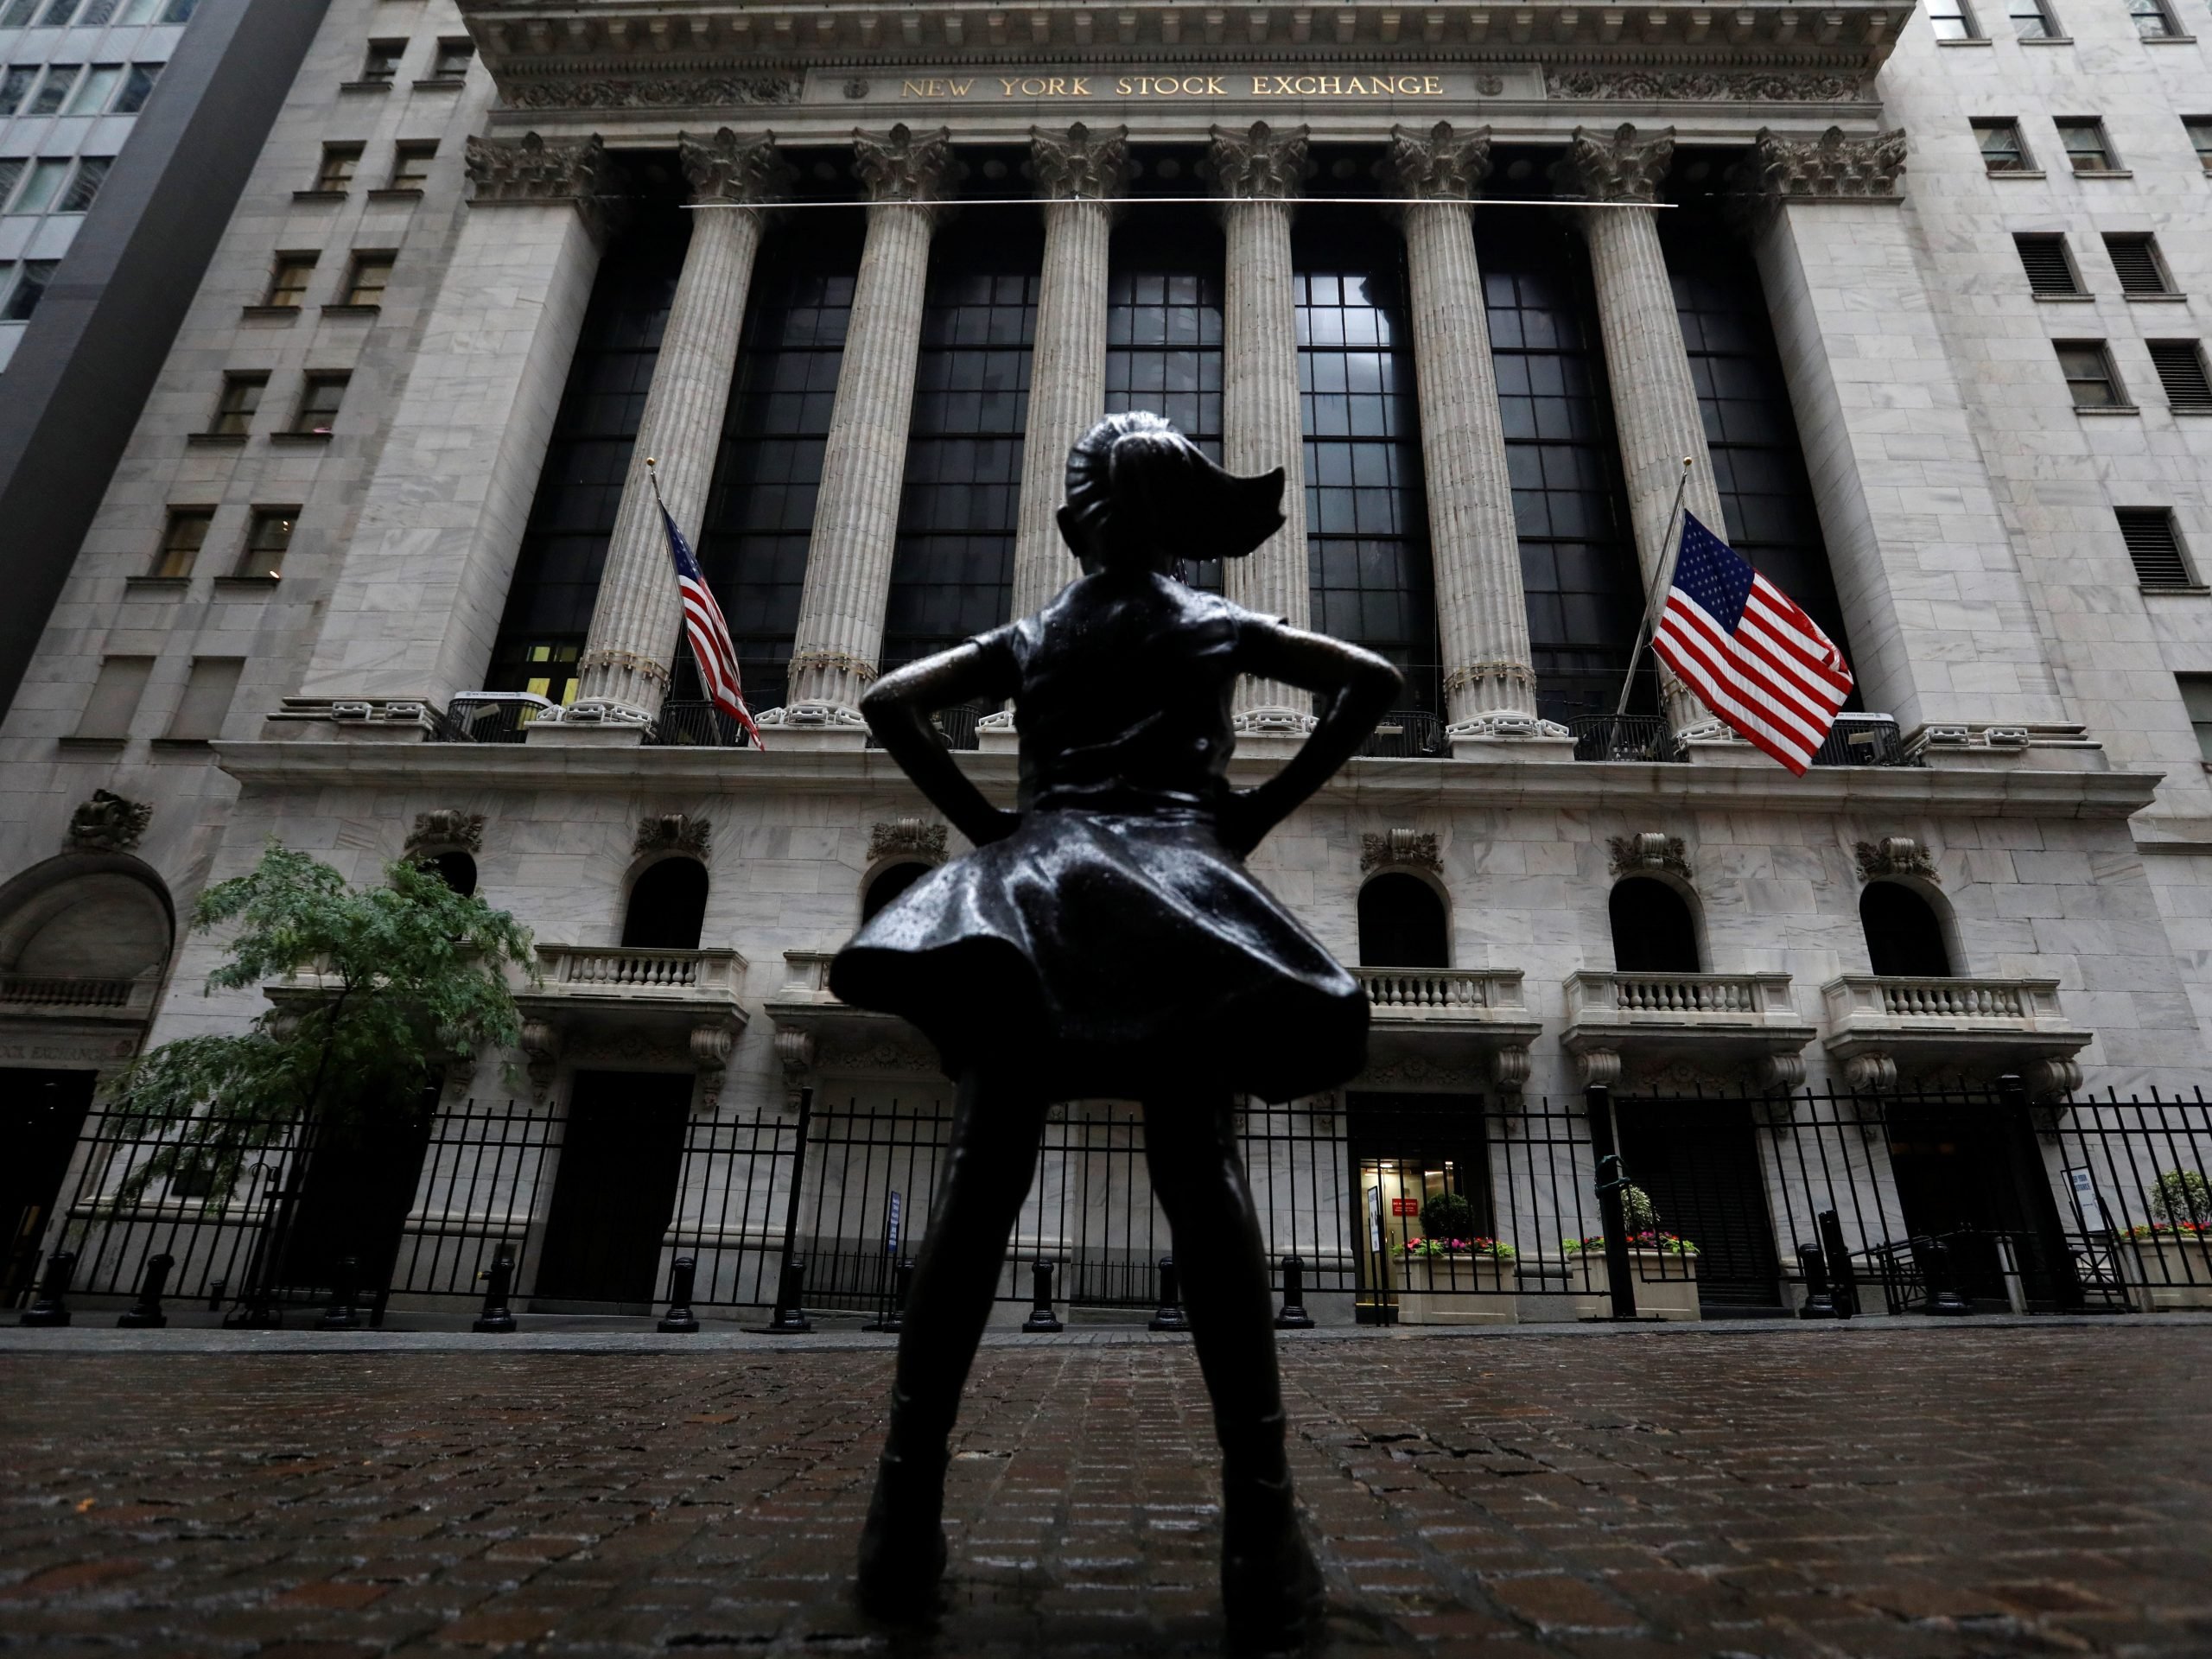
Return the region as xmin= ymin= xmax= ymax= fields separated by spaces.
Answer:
xmin=8 ymin=0 xmax=2212 ymax=1330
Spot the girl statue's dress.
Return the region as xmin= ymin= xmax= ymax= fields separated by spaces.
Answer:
xmin=835 ymin=412 xmax=1402 ymax=1656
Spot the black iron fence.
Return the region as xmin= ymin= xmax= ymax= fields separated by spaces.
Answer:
xmin=19 ymin=1082 xmax=2210 ymax=1327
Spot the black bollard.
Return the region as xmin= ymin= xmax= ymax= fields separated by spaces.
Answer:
xmin=1274 ymin=1255 xmax=1316 ymax=1330
xmin=658 ymin=1255 xmax=702 ymax=1334
xmin=766 ymin=1253 xmax=812 ymax=1333
xmin=1922 ymin=1238 xmax=1972 ymax=1316
xmin=1021 ymin=1259 xmax=1064 ymax=1333
xmin=1147 ymin=1255 xmax=1188 ymax=1332
xmin=472 ymin=1245 xmax=518 ymax=1333
xmin=118 ymin=1253 xmax=174 ymax=1329
xmin=318 ymin=1255 xmax=362 ymax=1331
xmin=19 ymin=1251 xmax=75 ymax=1327
xmin=1796 ymin=1243 xmax=1837 ymax=1319
xmin=866 ymin=1258 xmax=913 ymax=1334
xmin=1816 ymin=1209 xmax=1858 ymax=1320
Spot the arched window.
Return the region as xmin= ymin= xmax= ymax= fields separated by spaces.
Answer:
xmin=1357 ymin=873 xmax=1450 ymax=969
xmin=621 ymin=859 xmax=708 ymax=950
xmin=1861 ymin=882 xmax=1953 ymax=977
xmin=862 ymin=862 xmax=931 ymax=924
xmin=418 ymin=851 xmax=477 ymax=898
xmin=0 ymin=867 xmax=171 ymax=982
xmin=1609 ymin=877 xmax=1700 ymax=974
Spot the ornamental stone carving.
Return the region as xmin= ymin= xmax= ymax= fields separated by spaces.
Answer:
xmin=1549 ymin=123 xmax=1675 ymax=203
xmin=465 ymin=130 xmax=614 ymax=210
xmin=503 ymin=74 xmax=802 ymax=111
xmin=1737 ymin=126 xmax=1909 ymax=202
xmin=1853 ymin=836 xmax=1937 ymax=882
xmin=1205 ymin=120 xmax=1311 ymax=199
xmin=1031 ymin=122 xmax=1131 ymax=200
xmin=679 ymin=127 xmax=794 ymax=207
xmin=869 ymin=817 xmax=949 ymax=862
xmin=690 ymin=1022 xmax=737 ymax=1111
xmin=1607 ymin=832 xmax=1690 ymax=880
xmin=1383 ymin=121 xmax=1492 ymax=200
xmin=520 ymin=1018 xmax=563 ymax=1103
xmin=1544 ymin=67 xmax=1868 ymax=103
xmin=1359 ymin=829 xmax=1441 ymax=874
xmin=637 ymin=813 xmax=710 ymax=857
xmin=853 ymin=124 xmax=959 ymax=203
xmin=406 ymin=810 xmax=484 ymax=855
xmin=66 ymin=789 xmax=150 ymax=854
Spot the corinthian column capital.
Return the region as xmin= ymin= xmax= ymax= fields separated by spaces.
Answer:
xmin=1735 ymin=124 xmax=1910 ymax=203
xmin=853 ymin=123 xmax=960 ymax=203
xmin=1206 ymin=120 xmax=1311 ymax=200
xmin=1031 ymin=122 xmax=1131 ymax=200
xmin=1385 ymin=121 xmax=1494 ymax=200
xmin=1549 ymin=122 xmax=1675 ymax=203
xmin=680 ymin=127 xmax=795 ymax=207
xmin=466 ymin=131 xmax=622 ymax=236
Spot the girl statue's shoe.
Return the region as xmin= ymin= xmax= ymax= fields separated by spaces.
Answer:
xmin=854 ymin=1445 xmax=950 ymax=1618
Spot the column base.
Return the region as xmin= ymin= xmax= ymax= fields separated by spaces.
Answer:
xmin=976 ymin=709 xmax=1019 ymax=754
xmin=1446 ymin=711 xmax=1571 ymax=762
xmin=754 ymin=702 xmax=870 ymax=751
xmin=1233 ymin=706 xmax=1318 ymax=736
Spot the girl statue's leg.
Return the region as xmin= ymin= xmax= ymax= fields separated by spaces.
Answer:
xmin=1142 ymin=1087 xmax=1323 ymax=1654
xmin=857 ymin=1065 xmax=1048 ymax=1616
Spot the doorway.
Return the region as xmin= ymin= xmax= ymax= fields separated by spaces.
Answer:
xmin=1617 ymin=1100 xmax=1784 ymax=1314
xmin=1 ymin=1070 xmax=96 ymax=1303
xmin=1885 ymin=1103 xmax=2065 ymax=1309
xmin=533 ymin=1071 xmax=691 ymax=1311
xmin=1346 ymin=1092 xmax=1489 ymax=1323
xmin=277 ymin=1084 xmax=438 ymax=1309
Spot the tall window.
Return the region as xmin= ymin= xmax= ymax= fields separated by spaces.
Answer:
xmin=1 ymin=258 xmax=54 ymax=321
xmin=0 ymin=69 xmax=29 ymax=116
xmin=238 ymin=507 xmax=295 ymax=579
xmin=1478 ymin=219 xmax=1646 ymax=725
xmin=64 ymin=64 xmax=119 ymax=114
xmin=163 ymin=658 xmax=243 ymax=743
xmin=2188 ymin=118 xmax=2212 ymax=171
xmin=28 ymin=65 xmax=75 ymax=115
xmin=389 ymin=141 xmax=436 ymax=189
xmin=151 ymin=507 xmax=212 ymax=577
xmin=54 ymin=157 xmax=110 ymax=213
xmin=71 ymin=655 xmax=152 ymax=741
xmin=428 ymin=37 xmax=473 ymax=79
xmin=314 ymin=143 xmax=360 ymax=193
xmin=1927 ymin=0 xmax=1982 ymax=37
xmin=2178 ymin=674 xmax=2212 ymax=760
xmin=2055 ymin=118 xmax=2117 ymax=172
xmin=1861 ymin=884 xmax=1953 ymax=977
xmin=113 ymin=62 xmax=161 ymax=113
xmin=882 ymin=213 xmax=1039 ymax=670
xmin=1974 ymin=118 xmax=2033 ymax=172
xmin=2008 ymin=0 xmax=2058 ymax=36
xmin=359 ymin=40 xmax=403 ymax=83
xmin=1357 ymin=874 xmax=1449 ymax=968
xmin=2056 ymin=341 xmax=2124 ymax=407
xmin=1104 ymin=201 xmax=1226 ymax=591
xmin=1295 ymin=208 xmax=1438 ymax=709
xmin=696 ymin=208 xmax=862 ymax=705
xmin=8 ymin=159 xmax=68 ymax=214
xmin=291 ymin=372 xmax=348 ymax=434
xmin=2128 ymin=0 xmax=2181 ymax=36
xmin=342 ymin=251 xmax=393 ymax=307
xmin=1609 ymin=878 xmax=1700 ymax=974
xmin=488 ymin=199 xmax=688 ymax=700
xmin=264 ymin=252 xmax=315 ymax=308
xmin=210 ymin=372 xmax=264 ymax=435
xmin=622 ymin=860 xmax=708 ymax=950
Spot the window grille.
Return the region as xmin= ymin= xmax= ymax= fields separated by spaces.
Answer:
xmin=2014 ymin=233 xmax=2080 ymax=295
xmin=2104 ymin=234 xmax=2171 ymax=295
xmin=2148 ymin=341 xmax=2212 ymax=412
xmin=2118 ymin=507 xmax=2194 ymax=588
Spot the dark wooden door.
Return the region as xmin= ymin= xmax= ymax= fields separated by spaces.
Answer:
xmin=533 ymin=1071 xmax=690 ymax=1309
xmin=278 ymin=1086 xmax=438 ymax=1301
xmin=2 ymin=1071 xmax=97 ymax=1303
xmin=1618 ymin=1100 xmax=1784 ymax=1314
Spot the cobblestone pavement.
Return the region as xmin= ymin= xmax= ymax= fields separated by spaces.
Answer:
xmin=2 ymin=1323 xmax=2209 ymax=1657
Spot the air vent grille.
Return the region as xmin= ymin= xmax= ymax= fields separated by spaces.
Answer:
xmin=2119 ymin=507 xmax=2194 ymax=588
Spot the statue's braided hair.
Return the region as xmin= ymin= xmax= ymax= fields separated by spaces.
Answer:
xmin=1059 ymin=411 xmax=1285 ymax=569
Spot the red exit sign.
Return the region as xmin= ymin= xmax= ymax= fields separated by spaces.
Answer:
xmin=1391 ymin=1198 xmax=1421 ymax=1217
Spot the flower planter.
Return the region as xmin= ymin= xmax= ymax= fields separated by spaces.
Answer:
xmin=1569 ymin=1249 xmax=1701 ymax=1322
xmin=1392 ymin=1254 xmax=1516 ymax=1325
xmin=2121 ymin=1236 xmax=2212 ymax=1312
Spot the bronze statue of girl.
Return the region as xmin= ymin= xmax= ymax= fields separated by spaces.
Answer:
xmin=832 ymin=411 xmax=1401 ymax=1653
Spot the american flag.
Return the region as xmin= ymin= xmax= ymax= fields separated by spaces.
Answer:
xmin=661 ymin=502 xmax=762 ymax=750
xmin=1650 ymin=512 xmax=1852 ymax=775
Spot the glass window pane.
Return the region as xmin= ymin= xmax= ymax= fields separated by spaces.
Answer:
xmin=9 ymin=159 xmax=68 ymax=214
xmin=1 ymin=258 xmax=54 ymax=320
xmin=65 ymin=64 xmax=119 ymax=112
xmin=0 ymin=67 xmax=34 ymax=114
xmin=0 ymin=0 xmax=41 ymax=25
xmin=0 ymin=159 xmax=24 ymax=205
xmin=113 ymin=60 xmax=159 ymax=111
xmin=35 ymin=0 xmax=80 ymax=24
xmin=56 ymin=156 xmax=110 ymax=212
xmin=29 ymin=65 xmax=78 ymax=114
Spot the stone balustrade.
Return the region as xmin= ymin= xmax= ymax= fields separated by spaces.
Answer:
xmin=539 ymin=944 xmax=742 ymax=995
xmin=1561 ymin=969 xmax=1815 ymax=1089
xmin=0 ymin=973 xmax=157 ymax=1016
xmin=1352 ymin=965 xmax=1540 ymax=1090
xmin=1821 ymin=974 xmax=2092 ymax=1097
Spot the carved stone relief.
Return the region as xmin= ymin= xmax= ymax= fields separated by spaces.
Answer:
xmin=1737 ymin=124 xmax=1909 ymax=200
xmin=1607 ymin=833 xmax=1690 ymax=880
xmin=503 ymin=74 xmax=802 ymax=111
xmin=406 ymin=810 xmax=484 ymax=856
xmin=1853 ymin=836 xmax=1937 ymax=882
xmin=868 ymin=817 xmax=949 ymax=862
xmin=680 ymin=127 xmax=795 ymax=206
xmin=1205 ymin=119 xmax=1311 ymax=199
xmin=1383 ymin=121 xmax=1492 ymax=200
xmin=1360 ymin=829 xmax=1441 ymax=874
xmin=1031 ymin=122 xmax=1131 ymax=200
xmin=1544 ymin=68 xmax=1869 ymax=103
xmin=66 ymin=790 xmax=151 ymax=854
xmin=637 ymin=813 xmax=710 ymax=857
xmin=854 ymin=124 xmax=959 ymax=203
xmin=1549 ymin=122 xmax=1675 ymax=202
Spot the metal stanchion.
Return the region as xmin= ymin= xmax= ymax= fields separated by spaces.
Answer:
xmin=658 ymin=1255 xmax=701 ymax=1334
xmin=1796 ymin=1243 xmax=1837 ymax=1319
xmin=472 ymin=1244 xmax=518 ymax=1333
xmin=1147 ymin=1255 xmax=1187 ymax=1332
xmin=317 ymin=1255 xmax=362 ymax=1330
xmin=1021 ymin=1259 xmax=1063 ymax=1332
xmin=1274 ymin=1255 xmax=1315 ymax=1330
xmin=1817 ymin=1209 xmax=1858 ymax=1320
xmin=117 ymin=1253 xmax=174 ymax=1329
xmin=19 ymin=1251 xmax=75 ymax=1327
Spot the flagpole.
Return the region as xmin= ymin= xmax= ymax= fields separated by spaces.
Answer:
xmin=1611 ymin=457 xmax=1696 ymax=722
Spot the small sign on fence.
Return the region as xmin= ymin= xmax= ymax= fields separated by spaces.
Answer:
xmin=2063 ymin=1167 xmax=2108 ymax=1234
xmin=885 ymin=1190 xmax=902 ymax=1257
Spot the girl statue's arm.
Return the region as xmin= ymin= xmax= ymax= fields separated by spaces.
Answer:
xmin=1219 ymin=623 xmax=1402 ymax=856
xmin=858 ymin=642 xmax=1023 ymax=847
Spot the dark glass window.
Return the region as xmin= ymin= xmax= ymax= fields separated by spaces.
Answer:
xmin=1357 ymin=873 xmax=1450 ymax=968
xmin=1610 ymin=878 xmax=1700 ymax=974
xmin=622 ymin=859 xmax=708 ymax=950
xmin=861 ymin=861 xmax=931 ymax=922
xmin=1478 ymin=219 xmax=1647 ymax=724
xmin=486 ymin=194 xmax=687 ymax=697
xmin=1664 ymin=219 xmax=1857 ymax=690
xmin=418 ymin=850 xmax=477 ymax=897
xmin=696 ymin=209 xmax=862 ymax=709
xmin=1295 ymin=210 xmax=1438 ymax=710
xmin=881 ymin=215 xmax=1040 ymax=669
xmin=1104 ymin=203 xmax=1225 ymax=592
xmin=1861 ymin=883 xmax=1952 ymax=977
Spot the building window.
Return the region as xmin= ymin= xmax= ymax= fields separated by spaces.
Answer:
xmin=507 ymin=640 xmax=579 ymax=706
xmin=35 ymin=0 xmax=80 ymax=20
xmin=2056 ymin=340 xmax=2125 ymax=406
xmin=2014 ymin=232 xmax=2082 ymax=295
xmin=157 ymin=0 xmax=197 ymax=21
xmin=2055 ymin=118 xmax=2118 ymax=171
xmin=621 ymin=859 xmax=708 ymax=950
xmin=2189 ymin=118 xmax=2212 ymax=170
xmin=0 ymin=258 xmax=53 ymax=321
xmin=0 ymin=2 xmax=31 ymax=28
xmin=1609 ymin=878 xmax=1700 ymax=974
xmin=1862 ymin=884 xmax=1954 ymax=977
xmin=164 ymin=657 xmax=243 ymax=743
xmin=64 ymin=64 xmax=120 ymax=114
xmin=237 ymin=507 xmax=294 ymax=578
xmin=151 ymin=507 xmax=212 ymax=576
xmin=314 ymin=143 xmax=361 ymax=193
xmin=359 ymin=39 xmax=404 ymax=83
xmin=291 ymin=372 xmax=348 ymax=435
xmin=2148 ymin=340 xmax=2212 ymax=411
xmin=7 ymin=159 xmax=69 ymax=214
xmin=0 ymin=160 xmax=21 ymax=208
xmin=2119 ymin=507 xmax=2195 ymax=588
xmin=1973 ymin=118 xmax=2033 ymax=172
xmin=0 ymin=69 xmax=30 ymax=116
xmin=428 ymin=37 xmax=473 ymax=79
xmin=2008 ymin=0 xmax=2059 ymax=37
xmin=2178 ymin=675 xmax=2212 ymax=760
xmin=1357 ymin=874 xmax=1449 ymax=968
xmin=71 ymin=655 xmax=152 ymax=741
xmin=2105 ymin=233 xmax=2173 ymax=295
xmin=1927 ymin=0 xmax=1981 ymax=36
xmin=113 ymin=62 xmax=161 ymax=112
xmin=54 ymin=157 xmax=111 ymax=213
xmin=388 ymin=141 xmax=436 ymax=188
xmin=264 ymin=251 xmax=315 ymax=308
xmin=2129 ymin=0 xmax=2182 ymax=35
xmin=342 ymin=251 xmax=393 ymax=306
xmin=209 ymin=372 xmax=264 ymax=435
xmin=861 ymin=862 xmax=931 ymax=923
xmin=27 ymin=65 xmax=77 ymax=115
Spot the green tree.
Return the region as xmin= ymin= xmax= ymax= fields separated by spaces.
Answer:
xmin=103 ymin=843 xmax=535 ymax=1203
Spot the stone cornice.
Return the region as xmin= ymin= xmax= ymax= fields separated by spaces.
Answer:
xmin=678 ymin=126 xmax=796 ymax=203
xmin=1385 ymin=121 xmax=1492 ymax=200
xmin=1030 ymin=121 xmax=1130 ymax=200
xmin=1206 ymin=120 xmax=1310 ymax=199
xmin=1549 ymin=121 xmax=1674 ymax=201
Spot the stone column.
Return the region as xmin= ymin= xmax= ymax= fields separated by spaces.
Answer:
xmin=1010 ymin=124 xmax=1128 ymax=621
xmin=1552 ymin=124 xmax=1725 ymax=736
xmin=1211 ymin=121 xmax=1313 ymax=732
xmin=1386 ymin=123 xmax=1555 ymax=743
xmin=777 ymin=125 xmax=957 ymax=732
xmin=561 ymin=131 xmax=791 ymax=730
xmin=296 ymin=133 xmax=618 ymax=712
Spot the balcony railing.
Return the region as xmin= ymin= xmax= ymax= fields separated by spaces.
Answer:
xmin=442 ymin=692 xmax=554 ymax=744
xmin=1355 ymin=966 xmax=1520 ymax=1016
xmin=0 ymin=972 xmax=158 ymax=1016
xmin=1811 ymin=714 xmax=1917 ymax=768
xmin=1357 ymin=709 xmax=1446 ymax=759
xmin=863 ymin=702 xmax=983 ymax=753
xmin=1562 ymin=969 xmax=1817 ymax=1084
xmin=1571 ymin=714 xmax=1681 ymax=763
xmin=530 ymin=944 xmax=747 ymax=1003
xmin=1821 ymin=974 xmax=2094 ymax=1095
